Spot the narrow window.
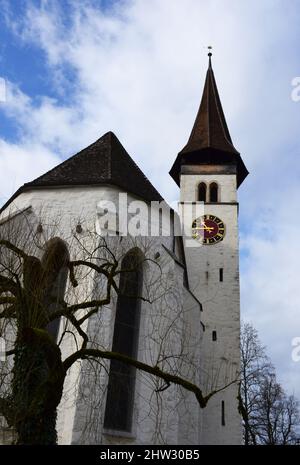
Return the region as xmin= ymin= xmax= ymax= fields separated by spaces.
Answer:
xmin=221 ymin=401 xmax=225 ymax=426
xmin=209 ymin=183 xmax=218 ymax=202
xmin=212 ymin=330 xmax=217 ymax=341
xmin=219 ymin=268 xmax=223 ymax=282
xmin=42 ymin=238 xmax=69 ymax=342
xmin=198 ymin=182 xmax=207 ymax=202
xmin=104 ymin=249 xmax=143 ymax=432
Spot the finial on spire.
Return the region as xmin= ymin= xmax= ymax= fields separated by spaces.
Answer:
xmin=207 ymin=46 xmax=213 ymax=68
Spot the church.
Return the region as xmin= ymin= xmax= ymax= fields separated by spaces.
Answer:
xmin=0 ymin=54 xmax=248 ymax=445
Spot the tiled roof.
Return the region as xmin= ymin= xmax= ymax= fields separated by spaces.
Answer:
xmin=1 ymin=132 xmax=163 ymax=212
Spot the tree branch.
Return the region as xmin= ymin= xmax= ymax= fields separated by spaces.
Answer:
xmin=0 ymin=239 xmax=28 ymax=259
xmin=66 ymin=313 xmax=88 ymax=350
xmin=0 ymin=276 xmax=20 ymax=297
xmin=0 ymin=296 xmax=16 ymax=305
xmin=0 ymin=397 xmax=14 ymax=427
xmin=69 ymin=260 xmax=112 ymax=278
xmin=63 ymin=348 xmax=237 ymax=408
xmin=0 ymin=305 xmax=17 ymax=319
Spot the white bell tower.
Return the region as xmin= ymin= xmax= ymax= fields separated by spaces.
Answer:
xmin=170 ymin=53 xmax=248 ymax=445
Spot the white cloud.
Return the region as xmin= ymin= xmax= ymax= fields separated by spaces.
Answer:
xmin=241 ymin=188 xmax=300 ymax=396
xmin=1 ymin=0 xmax=300 ymax=397
xmin=0 ymin=139 xmax=61 ymax=205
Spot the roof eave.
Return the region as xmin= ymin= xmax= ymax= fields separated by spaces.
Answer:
xmin=169 ymin=148 xmax=249 ymax=188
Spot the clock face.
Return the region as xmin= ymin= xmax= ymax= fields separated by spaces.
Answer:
xmin=192 ymin=214 xmax=225 ymax=245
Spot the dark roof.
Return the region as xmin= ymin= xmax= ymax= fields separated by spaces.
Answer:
xmin=1 ymin=132 xmax=163 ymax=212
xmin=169 ymin=55 xmax=248 ymax=187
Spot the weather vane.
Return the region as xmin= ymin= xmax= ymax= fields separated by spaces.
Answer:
xmin=207 ymin=45 xmax=213 ymax=57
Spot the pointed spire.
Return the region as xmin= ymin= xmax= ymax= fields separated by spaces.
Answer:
xmin=169 ymin=52 xmax=248 ymax=188
xmin=180 ymin=52 xmax=238 ymax=155
xmin=208 ymin=48 xmax=212 ymax=69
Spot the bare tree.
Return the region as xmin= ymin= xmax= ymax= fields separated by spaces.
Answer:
xmin=254 ymin=374 xmax=299 ymax=445
xmin=0 ymin=212 xmax=236 ymax=445
xmin=239 ymin=322 xmax=300 ymax=445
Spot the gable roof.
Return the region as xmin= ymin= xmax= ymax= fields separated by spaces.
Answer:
xmin=1 ymin=132 xmax=163 ymax=212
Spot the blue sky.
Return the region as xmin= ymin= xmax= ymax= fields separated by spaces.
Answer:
xmin=0 ymin=0 xmax=300 ymax=398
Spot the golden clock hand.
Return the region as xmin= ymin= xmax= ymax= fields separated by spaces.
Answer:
xmin=194 ymin=226 xmax=214 ymax=231
xmin=201 ymin=222 xmax=213 ymax=229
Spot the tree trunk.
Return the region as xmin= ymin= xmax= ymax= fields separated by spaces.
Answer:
xmin=12 ymin=328 xmax=65 ymax=445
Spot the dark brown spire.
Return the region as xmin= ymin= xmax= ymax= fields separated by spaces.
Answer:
xmin=169 ymin=54 xmax=248 ymax=187
xmin=181 ymin=53 xmax=238 ymax=155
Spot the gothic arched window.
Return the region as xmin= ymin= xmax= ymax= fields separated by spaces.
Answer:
xmin=209 ymin=183 xmax=219 ymax=202
xmin=42 ymin=238 xmax=69 ymax=342
xmin=198 ymin=182 xmax=207 ymax=202
xmin=104 ymin=248 xmax=143 ymax=432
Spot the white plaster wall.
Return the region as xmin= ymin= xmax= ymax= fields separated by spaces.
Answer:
xmin=180 ymin=174 xmax=237 ymax=203
xmin=177 ymin=287 xmax=203 ymax=445
xmin=99 ymin=243 xmax=203 ymax=445
xmin=0 ymin=185 xmax=204 ymax=445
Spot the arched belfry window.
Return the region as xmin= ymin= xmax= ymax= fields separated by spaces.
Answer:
xmin=198 ymin=182 xmax=207 ymax=202
xmin=209 ymin=182 xmax=219 ymax=202
xmin=42 ymin=238 xmax=69 ymax=342
xmin=104 ymin=248 xmax=144 ymax=432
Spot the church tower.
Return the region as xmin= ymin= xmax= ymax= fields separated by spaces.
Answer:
xmin=169 ymin=53 xmax=248 ymax=445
